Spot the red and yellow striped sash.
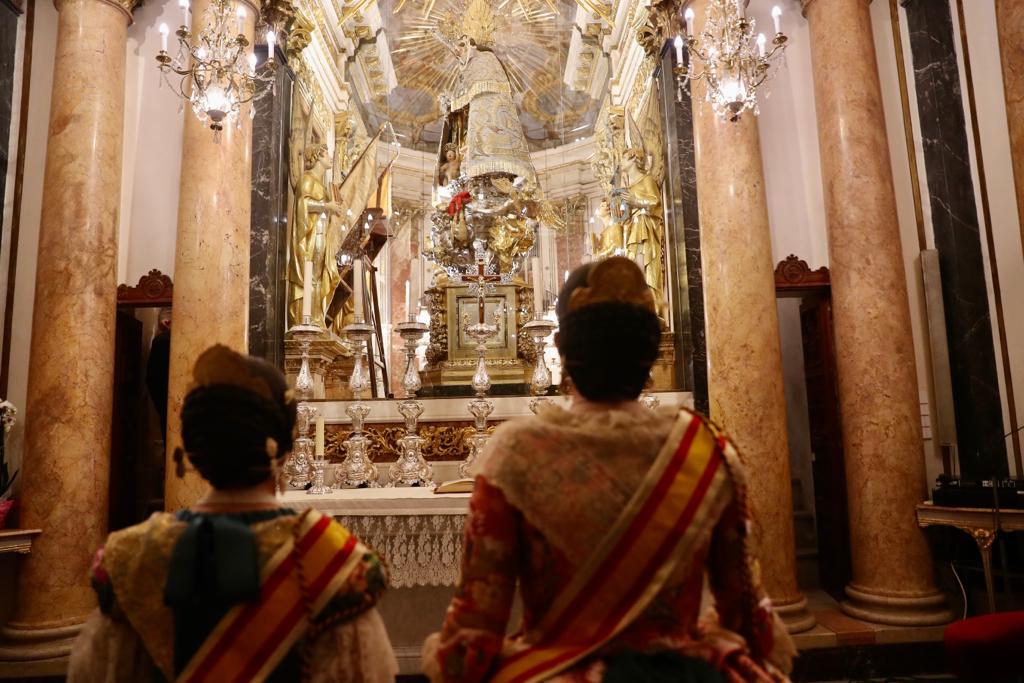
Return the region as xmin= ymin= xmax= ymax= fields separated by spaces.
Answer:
xmin=176 ymin=509 xmax=365 ymax=683
xmin=491 ymin=411 xmax=732 ymax=683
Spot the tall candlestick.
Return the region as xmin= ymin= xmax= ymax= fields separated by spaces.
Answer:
xmin=772 ymin=5 xmax=782 ymax=34
xmin=302 ymin=260 xmax=313 ymax=320
xmin=353 ymin=259 xmax=364 ymax=321
xmin=315 ymin=416 xmax=325 ymax=457
xmin=532 ymin=257 xmax=543 ymax=317
xmin=159 ymin=23 xmax=169 ymax=52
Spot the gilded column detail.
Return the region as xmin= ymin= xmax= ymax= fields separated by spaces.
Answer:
xmin=688 ymin=0 xmax=814 ymax=634
xmin=804 ymin=0 xmax=950 ymax=625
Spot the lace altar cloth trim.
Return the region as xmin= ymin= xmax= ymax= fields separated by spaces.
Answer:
xmin=338 ymin=514 xmax=465 ymax=588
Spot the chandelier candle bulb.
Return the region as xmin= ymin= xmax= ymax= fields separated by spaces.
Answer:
xmin=674 ymin=35 xmax=684 ymax=63
xmin=772 ymin=5 xmax=782 ymax=34
xmin=236 ymin=5 xmax=244 ymax=36
xmin=159 ymin=23 xmax=169 ymax=52
xmin=266 ymin=30 xmax=275 ymax=61
xmin=685 ymin=8 xmax=695 ymax=36
xmin=757 ymin=33 xmax=766 ymax=57
xmin=248 ymin=52 xmax=256 ymax=74
xmin=532 ymin=257 xmax=543 ymax=317
xmin=302 ymin=260 xmax=313 ymax=320
xmin=179 ymin=0 xmax=189 ymax=29
xmin=315 ymin=416 xmax=325 ymax=457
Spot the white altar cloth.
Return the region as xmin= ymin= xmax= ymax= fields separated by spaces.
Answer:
xmin=280 ymin=487 xmax=471 ymax=588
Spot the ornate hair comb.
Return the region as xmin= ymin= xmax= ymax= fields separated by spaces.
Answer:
xmin=567 ymin=256 xmax=656 ymax=314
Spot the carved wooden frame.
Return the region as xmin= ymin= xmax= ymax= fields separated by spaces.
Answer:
xmin=774 ymin=254 xmax=830 ymax=297
xmin=117 ymin=269 xmax=173 ymax=307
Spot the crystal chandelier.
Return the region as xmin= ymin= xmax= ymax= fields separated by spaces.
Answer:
xmin=157 ymin=0 xmax=277 ymax=139
xmin=674 ymin=0 xmax=788 ymax=122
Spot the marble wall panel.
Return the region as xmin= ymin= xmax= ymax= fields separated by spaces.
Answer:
xmin=0 ymin=2 xmax=19 ymax=251
xmin=249 ymin=48 xmax=293 ymax=369
xmin=659 ymin=49 xmax=707 ymax=414
xmin=902 ymin=0 xmax=1007 ymax=478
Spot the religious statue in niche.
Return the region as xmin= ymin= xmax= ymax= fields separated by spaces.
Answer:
xmin=438 ymin=142 xmax=463 ymax=187
xmin=288 ymin=143 xmax=345 ymax=328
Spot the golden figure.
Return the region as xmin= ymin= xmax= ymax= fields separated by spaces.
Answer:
xmin=490 ymin=216 xmax=535 ymax=273
xmin=618 ymin=148 xmax=666 ymax=319
xmin=288 ymin=143 xmax=345 ymax=328
xmin=590 ymin=198 xmax=625 ymax=259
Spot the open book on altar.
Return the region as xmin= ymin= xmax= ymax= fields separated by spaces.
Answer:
xmin=434 ymin=478 xmax=475 ymax=494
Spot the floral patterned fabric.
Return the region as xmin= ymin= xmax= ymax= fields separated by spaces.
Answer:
xmin=423 ymin=403 xmax=793 ymax=683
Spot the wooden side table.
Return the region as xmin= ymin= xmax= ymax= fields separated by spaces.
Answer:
xmin=916 ymin=503 xmax=1024 ymax=613
xmin=0 ymin=529 xmax=41 ymax=555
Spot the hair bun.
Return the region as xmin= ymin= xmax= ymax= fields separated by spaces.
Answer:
xmin=567 ymin=257 xmax=655 ymax=315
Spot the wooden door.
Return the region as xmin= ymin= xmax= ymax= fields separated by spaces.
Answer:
xmin=800 ymin=296 xmax=852 ymax=599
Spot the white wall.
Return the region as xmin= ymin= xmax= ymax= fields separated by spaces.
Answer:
xmin=119 ymin=0 xmax=185 ymax=286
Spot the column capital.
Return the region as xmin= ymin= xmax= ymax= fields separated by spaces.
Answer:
xmin=801 ymin=0 xmax=873 ymax=18
xmin=54 ymin=0 xmax=141 ymax=22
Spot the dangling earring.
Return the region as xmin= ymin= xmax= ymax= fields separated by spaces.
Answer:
xmin=172 ymin=447 xmax=187 ymax=478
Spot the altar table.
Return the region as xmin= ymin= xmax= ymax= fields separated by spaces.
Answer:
xmin=281 ymin=485 xmax=472 ymax=672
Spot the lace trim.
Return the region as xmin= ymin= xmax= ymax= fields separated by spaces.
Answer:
xmin=338 ymin=514 xmax=465 ymax=588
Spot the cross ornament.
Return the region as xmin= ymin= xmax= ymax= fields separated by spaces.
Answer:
xmin=462 ymin=259 xmax=502 ymax=324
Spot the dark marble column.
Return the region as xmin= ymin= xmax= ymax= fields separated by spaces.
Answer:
xmin=249 ymin=46 xmax=293 ymax=368
xmin=902 ymin=0 xmax=1007 ymax=479
xmin=658 ymin=47 xmax=707 ymax=414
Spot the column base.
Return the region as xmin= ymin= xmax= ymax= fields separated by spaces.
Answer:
xmin=841 ymin=583 xmax=953 ymax=626
xmin=774 ymin=595 xmax=816 ymax=633
xmin=0 ymin=623 xmax=81 ymax=670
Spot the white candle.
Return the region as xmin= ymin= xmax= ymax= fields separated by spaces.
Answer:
xmin=159 ymin=23 xmax=169 ymax=52
xmin=302 ymin=260 xmax=313 ymax=320
xmin=315 ymin=416 xmax=325 ymax=457
xmin=735 ymin=0 xmax=743 ymax=16
xmin=404 ymin=280 xmax=411 ymax=319
xmin=179 ymin=0 xmax=189 ymax=29
xmin=757 ymin=33 xmax=766 ymax=57
xmin=248 ymin=52 xmax=257 ymax=73
xmin=411 ymin=259 xmax=421 ymax=316
xmin=266 ymin=30 xmax=276 ymax=61
xmin=772 ymin=5 xmax=782 ymax=34
xmin=685 ymin=8 xmax=695 ymax=35
xmin=673 ymin=35 xmax=684 ymax=63
xmin=353 ymin=259 xmax=364 ymax=321
xmin=563 ymin=270 xmax=569 ymax=284
xmin=532 ymin=257 xmax=543 ymax=317
xmin=236 ymin=5 xmax=245 ymax=35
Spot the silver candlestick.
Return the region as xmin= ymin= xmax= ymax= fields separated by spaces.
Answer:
xmin=283 ymin=323 xmax=319 ymax=489
xmin=388 ymin=320 xmax=434 ymax=487
xmin=337 ymin=321 xmax=379 ymax=488
xmin=524 ymin=318 xmax=557 ymax=414
xmin=459 ymin=306 xmax=502 ymax=478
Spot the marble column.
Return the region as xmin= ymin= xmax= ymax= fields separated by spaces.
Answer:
xmin=164 ymin=0 xmax=257 ymax=510
xmin=0 ymin=0 xmax=133 ymax=660
xmin=803 ymin=0 xmax=950 ymax=625
xmin=997 ymin=0 xmax=1024 ymax=258
xmin=688 ymin=0 xmax=813 ymax=633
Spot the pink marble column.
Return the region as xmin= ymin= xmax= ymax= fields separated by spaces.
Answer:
xmin=803 ymin=0 xmax=950 ymax=625
xmin=996 ymin=0 xmax=1024 ymax=251
xmin=0 ymin=0 xmax=134 ymax=661
xmin=164 ymin=0 xmax=258 ymax=510
xmin=688 ymin=0 xmax=813 ymax=633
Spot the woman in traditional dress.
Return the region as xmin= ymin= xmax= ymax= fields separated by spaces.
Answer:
xmin=423 ymin=257 xmax=795 ymax=683
xmin=69 ymin=345 xmax=397 ymax=683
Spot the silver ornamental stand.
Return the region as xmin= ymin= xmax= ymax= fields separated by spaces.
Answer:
xmin=640 ymin=371 xmax=660 ymax=409
xmin=337 ymin=321 xmax=379 ymax=488
xmin=459 ymin=308 xmax=501 ymax=479
xmin=388 ymin=320 xmax=434 ymax=487
xmin=284 ymin=323 xmax=319 ymax=489
xmin=523 ymin=319 xmax=557 ymax=414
